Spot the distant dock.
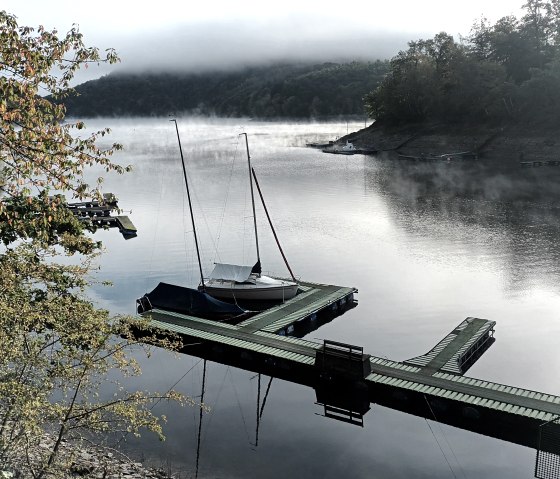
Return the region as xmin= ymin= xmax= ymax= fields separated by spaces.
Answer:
xmin=398 ymin=151 xmax=478 ymax=161
xmin=67 ymin=193 xmax=137 ymax=238
xmin=520 ymin=160 xmax=560 ymax=168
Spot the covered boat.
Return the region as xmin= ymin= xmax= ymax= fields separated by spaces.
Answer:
xmin=137 ymin=282 xmax=251 ymax=321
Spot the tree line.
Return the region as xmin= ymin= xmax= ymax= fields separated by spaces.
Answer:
xmin=62 ymin=61 xmax=389 ymax=118
xmin=365 ymin=0 xmax=560 ymax=126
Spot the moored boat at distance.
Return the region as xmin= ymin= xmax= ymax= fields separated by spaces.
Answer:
xmin=339 ymin=140 xmax=357 ymax=154
xmin=322 ymin=140 xmax=358 ymax=155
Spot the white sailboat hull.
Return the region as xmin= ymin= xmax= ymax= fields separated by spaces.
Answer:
xmin=204 ymin=275 xmax=298 ymax=301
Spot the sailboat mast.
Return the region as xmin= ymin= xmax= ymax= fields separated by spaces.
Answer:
xmin=241 ymin=133 xmax=261 ymax=274
xmin=251 ymin=168 xmax=297 ymax=283
xmin=171 ymin=119 xmax=205 ymax=290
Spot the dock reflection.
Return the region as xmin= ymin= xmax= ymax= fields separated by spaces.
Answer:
xmin=176 ymin=323 xmax=559 ymax=479
xmin=141 ymin=285 xmax=560 ymax=479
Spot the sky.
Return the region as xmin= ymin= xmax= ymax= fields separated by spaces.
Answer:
xmin=3 ymin=0 xmax=524 ymax=83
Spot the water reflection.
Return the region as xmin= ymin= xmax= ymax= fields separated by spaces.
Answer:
xmin=364 ymin=160 xmax=560 ymax=296
xmin=131 ymin=311 xmax=553 ymax=475
xmin=123 ymin=337 xmax=551 ymax=479
xmin=80 ymin=118 xmax=560 ymax=478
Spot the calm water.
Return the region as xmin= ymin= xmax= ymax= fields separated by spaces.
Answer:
xmin=83 ymin=117 xmax=560 ymax=478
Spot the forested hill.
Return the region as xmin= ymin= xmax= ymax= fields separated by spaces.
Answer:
xmin=62 ymin=61 xmax=389 ymax=118
xmin=365 ymin=0 xmax=560 ymax=127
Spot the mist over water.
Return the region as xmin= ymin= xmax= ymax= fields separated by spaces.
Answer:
xmin=85 ymin=118 xmax=560 ymax=478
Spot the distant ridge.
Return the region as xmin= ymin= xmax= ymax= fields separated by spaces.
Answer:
xmin=61 ymin=61 xmax=389 ymax=118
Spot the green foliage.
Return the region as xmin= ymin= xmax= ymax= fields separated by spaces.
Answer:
xmin=0 ymin=11 xmax=187 ymax=476
xmin=60 ymin=61 xmax=389 ymax=118
xmin=365 ymin=1 xmax=560 ymax=126
xmin=517 ymin=59 xmax=560 ymax=123
xmin=0 ymin=243 xmax=188 ymax=477
xmin=0 ymin=10 xmax=125 ymax=254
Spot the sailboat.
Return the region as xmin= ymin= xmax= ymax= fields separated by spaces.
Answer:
xmin=138 ymin=124 xmax=297 ymax=320
xmin=137 ymin=120 xmax=252 ymax=321
xmin=203 ymin=133 xmax=299 ymax=302
xmin=204 ymin=262 xmax=298 ymax=301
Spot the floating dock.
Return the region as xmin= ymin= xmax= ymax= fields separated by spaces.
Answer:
xmin=404 ymin=317 xmax=495 ymax=375
xmin=398 ymin=151 xmax=479 ymax=162
xmin=146 ymin=280 xmax=356 ymax=344
xmin=142 ymin=280 xmax=560 ymax=475
xmin=67 ymin=193 xmax=137 ymax=238
xmin=321 ymin=147 xmax=378 ymax=156
xmin=521 ymin=160 xmax=560 ymax=168
xmin=87 ymin=215 xmax=137 ymax=237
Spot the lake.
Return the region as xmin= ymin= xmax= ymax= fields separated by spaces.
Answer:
xmin=85 ymin=117 xmax=560 ymax=478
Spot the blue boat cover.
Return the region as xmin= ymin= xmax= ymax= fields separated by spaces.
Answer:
xmin=137 ymin=282 xmax=249 ymax=320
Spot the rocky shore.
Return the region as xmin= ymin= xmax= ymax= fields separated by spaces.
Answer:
xmin=1 ymin=434 xmax=179 ymax=479
xmin=339 ymin=121 xmax=559 ymax=163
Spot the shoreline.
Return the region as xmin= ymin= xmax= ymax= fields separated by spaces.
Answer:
xmin=1 ymin=433 xmax=180 ymax=479
xmin=338 ymin=121 xmax=559 ymax=163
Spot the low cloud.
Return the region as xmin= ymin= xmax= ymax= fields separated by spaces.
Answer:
xmin=73 ymin=19 xmax=417 ymax=83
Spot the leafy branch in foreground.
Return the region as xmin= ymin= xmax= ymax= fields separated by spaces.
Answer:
xmin=0 ymin=244 xmax=189 ymax=478
xmin=0 ymin=10 xmax=190 ymax=477
xmin=0 ymin=9 xmax=128 ymax=253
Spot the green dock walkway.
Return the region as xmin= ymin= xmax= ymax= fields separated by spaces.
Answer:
xmin=144 ymin=283 xmax=560 ymax=427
